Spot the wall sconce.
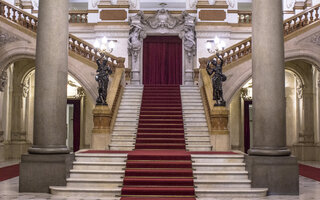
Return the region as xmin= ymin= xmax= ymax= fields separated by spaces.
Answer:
xmin=94 ymin=37 xmax=117 ymax=54
xmin=206 ymin=36 xmax=226 ymax=54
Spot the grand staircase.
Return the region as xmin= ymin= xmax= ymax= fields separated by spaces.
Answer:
xmin=50 ymin=85 xmax=267 ymax=199
xmin=109 ymin=86 xmax=143 ymax=151
xmin=181 ymin=86 xmax=212 ymax=151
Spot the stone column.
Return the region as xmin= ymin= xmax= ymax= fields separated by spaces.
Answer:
xmin=19 ymin=0 xmax=73 ymax=193
xmin=245 ymin=0 xmax=299 ymax=195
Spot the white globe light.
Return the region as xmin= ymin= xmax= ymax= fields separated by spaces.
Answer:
xmin=108 ymin=41 xmax=115 ymax=49
xmin=102 ymin=36 xmax=107 ymax=44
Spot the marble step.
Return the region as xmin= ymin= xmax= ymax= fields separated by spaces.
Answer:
xmin=118 ymin=106 xmax=141 ymax=110
xmin=73 ymin=162 xmax=126 ymax=170
xmin=186 ymin=136 xmax=210 ymax=141
xmin=193 ymin=171 xmax=248 ymax=180
xmin=187 ymin=141 xmax=211 ymax=145
xmin=183 ymin=106 xmax=204 ymax=110
xmin=120 ymin=99 xmax=142 ymax=102
xmin=112 ymin=135 xmax=135 ymax=140
xmin=186 ymin=130 xmax=209 ymax=134
xmin=115 ymin=118 xmax=139 ymax=122
xmin=50 ymin=186 xmax=121 ymax=197
xmin=109 ymin=144 xmax=135 ymax=151
xmin=195 ymin=188 xmax=268 ymax=198
xmin=184 ymin=118 xmax=207 ymax=122
xmin=191 ymin=154 xmax=244 ymax=163
xmin=110 ymin=141 xmax=135 ymax=146
xmin=184 ymin=122 xmax=208 ymax=126
xmin=187 ymin=145 xmax=212 ymax=151
xmin=183 ymin=110 xmax=205 ymax=114
xmin=120 ymin=96 xmax=142 ymax=99
xmin=119 ymin=102 xmax=141 ymax=106
xmin=193 ymin=163 xmax=246 ymax=171
xmin=185 ymin=127 xmax=209 ymax=131
xmin=182 ymin=100 xmax=202 ymax=103
xmin=114 ymin=122 xmax=138 ymax=126
xmin=116 ymin=114 xmax=139 ymax=118
xmin=66 ymin=178 xmax=122 ymax=189
xmin=195 ymin=180 xmax=251 ymax=189
xmin=75 ymin=154 xmax=127 ymax=162
xmin=117 ymin=110 xmax=140 ymax=114
xmin=113 ymin=127 xmax=138 ymax=131
xmin=182 ymin=103 xmax=203 ymax=106
xmin=112 ymin=130 xmax=137 ymax=135
xmin=186 ymin=132 xmax=210 ymax=136
xmin=70 ymin=170 xmax=124 ymax=179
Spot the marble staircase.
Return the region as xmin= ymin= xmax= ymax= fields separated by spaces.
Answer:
xmin=109 ymin=86 xmax=143 ymax=151
xmin=180 ymin=86 xmax=212 ymax=151
xmin=192 ymin=153 xmax=268 ymax=199
xmin=50 ymin=152 xmax=125 ymax=199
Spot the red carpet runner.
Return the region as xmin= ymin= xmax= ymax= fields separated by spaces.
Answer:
xmin=120 ymin=85 xmax=196 ymax=200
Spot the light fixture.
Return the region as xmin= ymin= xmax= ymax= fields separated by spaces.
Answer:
xmin=206 ymin=36 xmax=226 ymax=54
xmin=94 ymin=36 xmax=117 ymax=54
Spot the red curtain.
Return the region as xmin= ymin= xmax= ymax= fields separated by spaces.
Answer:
xmin=67 ymin=99 xmax=81 ymax=152
xmin=143 ymin=36 xmax=182 ymax=85
xmin=244 ymin=100 xmax=252 ymax=153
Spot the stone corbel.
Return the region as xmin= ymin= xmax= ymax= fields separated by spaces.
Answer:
xmin=0 ymin=71 xmax=8 ymax=92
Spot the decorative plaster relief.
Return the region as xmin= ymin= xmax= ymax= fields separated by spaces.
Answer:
xmin=0 ymin=71 xmax=8 ymax=92
xmin=0 ymin=30 xmax=21 ymax=47
xmin=129 ymin=0 xmax=137 ymax=8
xmin=286 ymin=0 xmax=295 ymax=9
xmin=189 ymin=0 xmax=198 ymax=9
xmin=146 ymin=9 xmax=184 ymax=29
xmin=179 ymin=12 xmax=197 ymax=62
xmin=31 ymin=0 xmax=38 ymax=9
xmin=311 ymin=32 xmax=320 ymax=46
xmin=92 ymin=0 xmax=100 ymax=8
xmin=128 ymin=11 xmax=147 ymax=62
xmin=208 ymin=0 xmax=216 ymax=5
xmin=227 ymin=0 xmax=235 ymax=8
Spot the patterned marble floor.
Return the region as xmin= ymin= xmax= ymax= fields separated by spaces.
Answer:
xmin=0 ymin=176 xmax=320 ymax=200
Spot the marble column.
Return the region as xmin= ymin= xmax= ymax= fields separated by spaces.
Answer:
xmin=245 ymin=0 xmax=299 ymax=195
xmin=29 ymin=0 xmax=69 ymax=154
xmin=19 ymin=0 xmax=74 ymax=193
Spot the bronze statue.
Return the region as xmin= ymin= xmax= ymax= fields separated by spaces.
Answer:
xmin=95 ymin=55 xmax=112 ymax=105
xmin=206 ymin=53 xmax=227 ymax=106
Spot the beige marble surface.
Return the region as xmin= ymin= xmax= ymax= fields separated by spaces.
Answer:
xmin=0 ymin=176 xmax=319 ymax=200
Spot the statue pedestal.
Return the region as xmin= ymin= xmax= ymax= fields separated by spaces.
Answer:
xmin=210 ymin=106 xmax=230 ymax=151
xmin=91 ymin=105 xmax=112 ymax=150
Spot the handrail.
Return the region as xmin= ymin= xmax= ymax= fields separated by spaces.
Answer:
xmin=0 ymin=1 xmax=122 ymax=68
xmin=200 ymin=3 xmax=320 ymax=69
xmin=198 ymin=3 xmax=320 ymax=129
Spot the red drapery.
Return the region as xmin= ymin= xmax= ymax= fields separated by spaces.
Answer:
xmin=67 ymin=99 xmax=81 ymax=152
xmin=244 ymin=100 xmax=252 ymax=153
xmin=143 ymin=36 xmax=182 ymax=85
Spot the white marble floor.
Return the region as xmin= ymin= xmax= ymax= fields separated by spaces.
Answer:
xmin=0 ymin=176 xmax=320 ymax=200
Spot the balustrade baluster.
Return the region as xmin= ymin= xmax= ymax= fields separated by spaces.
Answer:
xmin=315 ymin=7 xmax=319 ymax=20
xmin=310 ymin=10 xmax=314 ymax=22
xmin=304 ymin=13 xmax=309 ymax=25
xmin=7 ymin=7 xmax=11 ymax=20
xmin=0 ymin=3 xmax=4 ymax=16
xmin=12 ymin=8 xmax=16 ymax=22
